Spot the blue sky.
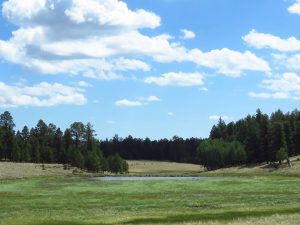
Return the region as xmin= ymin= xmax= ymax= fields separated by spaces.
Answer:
xmin=0 ymin=0 xmax=300 ymax=139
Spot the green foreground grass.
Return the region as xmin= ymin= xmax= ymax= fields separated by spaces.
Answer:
xmin=1 ymin=175 xmax=300 ymax=225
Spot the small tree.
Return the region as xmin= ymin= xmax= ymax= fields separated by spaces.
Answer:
xmin=122 ymin=160 xmax=129 ymax=174
xmin=85 ymin=151 xmax=100 ymax=172
xmin=276 ymin=147 xmax=288 ymax=165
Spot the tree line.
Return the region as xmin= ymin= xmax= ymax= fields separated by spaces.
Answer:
xmin=0 ymin=111 xmax=128 ymax=173
xmin=201 ymin=109 xmax=300 ymax=169
xmin=1 ymin=108 xmax=299 ymax=172
xmin=101 ymin=135 xmax=201 ymax=163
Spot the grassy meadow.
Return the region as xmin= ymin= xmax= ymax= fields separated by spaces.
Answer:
xmin=0 ymin=159 xmax=300 ymax=225
xmin=127 ymin=160 xmax=203 ymax=176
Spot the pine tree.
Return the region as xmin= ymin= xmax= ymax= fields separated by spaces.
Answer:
xmin=0 ymin=111 xmax=15 ymax=160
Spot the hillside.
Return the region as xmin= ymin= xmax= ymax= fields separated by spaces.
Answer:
xmin=203 ymin=155 xmax=300 ymax=177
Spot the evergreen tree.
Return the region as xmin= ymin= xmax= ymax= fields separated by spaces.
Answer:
xmin=70 ymin=122 xmax=85 ymax=149
xmin=20 ymin=126 xmax=31 ymax=162
xmin=0 ymin=111 xmax=15 ymax=160
xmin=276 ymin=147 xmax=288 ymax=164
xmin=267 ymin=122 xmax=287 ymax=162
xmin=293 ymin=121 xmax=300 ymax=155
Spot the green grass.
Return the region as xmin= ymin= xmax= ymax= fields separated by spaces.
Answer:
xmin=1 ymin=175 xmax=300 ymax=225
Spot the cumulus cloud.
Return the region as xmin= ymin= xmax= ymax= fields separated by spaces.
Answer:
xmin=180 ymin=29 xmax=196 ymax=40
xmin=115 ymin=99 xmax=143 ymax=107
xmin=288 ymin=0 xmax=300 ymax=15
xmin=0 ymin=82 xmax=87 ymax=108
xmin=0 ymin=0 xmax=270 ymax=80
xmin=145 ymin=72 xmax=204 ymax=87
xmin=0 ymin=0 xmax=157 ymax=79
xmin=209 ymin=115 xmax=232 ymax=121
xmin=188 ymin=48 xmax=270 ymax=76
xmin=243 ymin=30 xmax=300 ymax=52
xmin=249 ymin=73 xmax=300 ymax=100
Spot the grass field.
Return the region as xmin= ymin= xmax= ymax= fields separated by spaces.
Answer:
xmin=128 ymin=160 xmax=203 ymax=176
xmin=1 ymin=175 xmax=300 ymax=224
xmin=1 ymin=159 xmax=300 ymax=224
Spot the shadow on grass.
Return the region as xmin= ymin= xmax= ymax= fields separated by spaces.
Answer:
xmin=32 ymin=221 xmax=109 ymax=225
xmin=31 ymin=207 xmax=300 ymax=225
xmin=123 ymin=207 xmax=300 ymax=224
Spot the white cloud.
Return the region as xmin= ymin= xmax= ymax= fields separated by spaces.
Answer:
xmin=209 ymin=115 xmax=232 ymax=121
xmin=0 ymin=0 xmax=158 ymax=80
xmin=167 ymin=112 xmax=174 ymax=116
xmin=147 ymin=96 xmax=160 ymax=102
xmin=64 ymin=0 xmax=160 ymax=29
xmin=288 ymin=0 xmax=300 ymax=15
xmin=0 ymin=82 xmax=87 ymax=108
xmin=76 ymin=81 xmax=93 ymax=87
xmin=271 ymin=53 xmax=300 ymax=72
xmin=115 ymin=95 xmax=160 ymax=107
xmin=0 ymin=0 xmax=270 ymax=79
xmin=285 ymin=54 xmax=300 ymax=70
xmin=187 ymin=48 xmax=271 ymax=77
xmin=115 ymin=99 xmax=143 ymax=107
xmin=249 ymin=72 xmax=300 ymax=100
xmin=2 ymin=0 xmax=47 ymax=24
xmin=3 ymin=0 xmax=160 ymax=28
xmin=180 ymin=29 xmax=196 ymax=40
xmin=248 ymin=92 xmax=289 ymax=99
xmin=200 ymin=87 xmax=208 ymax=92
xmin=137 ymin=96 xmax=161 ymax=102
xmin=145 ymin=72 xmax=204 ymax=87
xmin=243 ymin=29 xmax=300 ymax=52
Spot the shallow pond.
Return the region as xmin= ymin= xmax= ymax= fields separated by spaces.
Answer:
xmin=93 ymin=176 xmax=214 ymax=181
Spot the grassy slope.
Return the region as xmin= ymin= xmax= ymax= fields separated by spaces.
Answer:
xmin=128 ymin=157 xmax=300 ymax=177
xmin=0 ymin=162 xmax=83 ymax=179
xmin=0 ymin=176 xmax=300 ymax=225
xmin=203 ymin=156 xmax=300 ymax=177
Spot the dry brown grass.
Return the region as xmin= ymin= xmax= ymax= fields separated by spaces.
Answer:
xmin=0 ymin=162 xmax=77 ymax=179
xmin=128 ymin=160 xmax=204 ymax=175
